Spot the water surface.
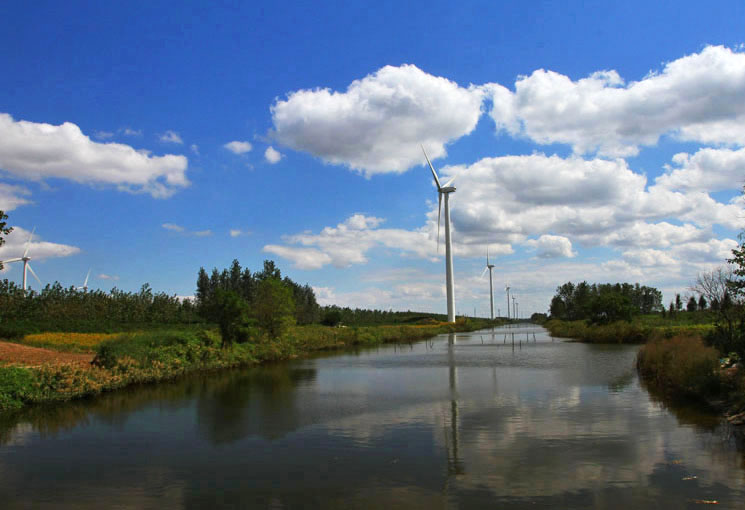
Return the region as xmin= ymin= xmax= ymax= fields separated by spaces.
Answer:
xmin=1 ymin=325 xmax=743 ymax=508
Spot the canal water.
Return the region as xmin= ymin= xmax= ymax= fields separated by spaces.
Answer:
xmin=1 ymin=325 xmax=743 ymax=508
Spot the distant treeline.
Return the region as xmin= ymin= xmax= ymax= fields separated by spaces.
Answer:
xmin=0 ymin=280 xmax=200 ymax=337
xmin=549 ymin=281 xmax=663 ymax=323
xmin=318 ymin=306 xmax=448 ymax=327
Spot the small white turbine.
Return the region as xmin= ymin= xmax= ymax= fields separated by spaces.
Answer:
xmin=1 ymin=227 xmax=42 ymax=292
xmin=77 ymin=268 xmax=92 ymax=291
xmin=505 ymin=285 xmax=511 ymax=320
xmin=480 ymin=247 xmax=496 ymax=320
xmin=422 ymin=145 xmax=457 ymax=323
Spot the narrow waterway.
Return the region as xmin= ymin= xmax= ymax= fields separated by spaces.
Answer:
xmin=1 ymin=325 xmax=743 ymax=508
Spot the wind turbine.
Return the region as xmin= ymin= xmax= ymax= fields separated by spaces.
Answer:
xmin=1 ymin=227 xmax=42 ymax=292
xmin=480 ymin=247 xmax=495 ymax=320
xmin=423 ymin=145 xmax=456 ymax=323
xmin=77 ymin=268 xmax=92 ymax=291
xmin=505 ymin=285 xmax=511 ymax=320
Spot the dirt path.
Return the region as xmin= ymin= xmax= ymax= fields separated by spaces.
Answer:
xmin=0 ymin=341 xmax=94 ymax=368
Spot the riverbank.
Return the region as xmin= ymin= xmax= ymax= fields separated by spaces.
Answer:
xmin=636 ymin=334 xmax=745 ymax=434
xmin=0 ymin=319 xmax=498 ymax=411
xmin=544 ymin=318 xmax=713 ymax=344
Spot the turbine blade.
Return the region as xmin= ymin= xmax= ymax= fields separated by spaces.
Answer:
xmin=421 ymin=145 xmax=442 ymax=190
xmin=1 ymin=258 xmax=23 ymax=264
xmin=442 ymin=175 xmax=457 ymax=189
xmin=437 ymin=192 xmax=442 ymax=252
xmin=23 ymin=227 xmax=35 ymax=258
xmin=27 ymin=264 xmax=42 ymax=286
xmin=480 ymin=267 xmax=488 ymax=279
xmin=486 ymin=246 xmax=490 ymax=265
xmin=83 ymin=268 xmax=91 ymax=287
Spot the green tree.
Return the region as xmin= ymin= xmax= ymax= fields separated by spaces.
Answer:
xmin=254 ymin=277 xmax=295 ymax=339
xmin=0 ymin=211 xmax=12 ymax=271
xmin=686 ymin=296 xmax=697 ymax=312
xmin=698 ymin=295 xmax=707 ymax=310
xmin=213 ymin=289 xmax=251 ymax=346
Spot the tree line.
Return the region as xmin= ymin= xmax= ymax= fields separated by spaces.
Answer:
xmin=549 ymin=282 xmax=663 ymax=324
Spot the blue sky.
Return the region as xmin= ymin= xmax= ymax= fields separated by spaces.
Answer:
xmin=1 ymin=1 xmax=744 ymax=317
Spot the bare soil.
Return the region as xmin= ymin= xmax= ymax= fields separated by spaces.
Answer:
xmin=0 ymin=341 xmax=94 ymax=368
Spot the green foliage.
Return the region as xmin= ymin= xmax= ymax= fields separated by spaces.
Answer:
xmin=530 ymin=312 xmax=548 ymax=324
xmin=0 ymin=366 xmax=35 ymax=410
xmin=321 ymin=309 xmax=343 ymax=326
xmin=212 ymin=289 xmax=255 ymax=346
xmin=196 ymin=259 xmax=319 ymax=326
xmin=0 ymin=280 xmax=201 ymax=337
xmin=254 ymin=278 xmax=295 ymax=339
xmin=549 ymin=281 xmax=662 ymax=321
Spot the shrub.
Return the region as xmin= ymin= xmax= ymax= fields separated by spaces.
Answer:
xmin=637 ymin=335 xmax=721 ymax=397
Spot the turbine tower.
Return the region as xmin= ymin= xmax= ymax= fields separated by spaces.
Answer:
xmin=505 ymin=286 xmax=511 ymax=320
xmin=1 ymin=227 xmax=42 ymax=292
xmin=423 ymin=145 xmax=457 ymax=323
xmin=480 ymin=247 xmax=495 ymax=320
xmin=512 ymin=295 xmax=517 ymax=320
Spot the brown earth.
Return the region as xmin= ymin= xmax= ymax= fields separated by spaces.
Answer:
xmin=0 ymin=341 xmax=94 ymax=368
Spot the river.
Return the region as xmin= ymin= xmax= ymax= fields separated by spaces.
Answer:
xmin=1 ymin=325 xmax=743 ymax=508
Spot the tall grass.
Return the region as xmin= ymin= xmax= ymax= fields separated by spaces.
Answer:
xmin=636 ymin=335 xmax=721 ymax=397
xmin=545 ymin=319 xmax=715 ymax=344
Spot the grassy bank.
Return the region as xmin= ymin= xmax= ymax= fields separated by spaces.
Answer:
xmin=636 ymin=335 xmax=745 ymax=424
xmin=544 ymin=317 xmax=714 ymax=344
xmin=0 ymin=318 xmax=496 ymax=411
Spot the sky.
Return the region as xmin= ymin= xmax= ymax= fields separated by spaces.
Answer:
xmin=1 ymin=1 xmax=745 ymax=318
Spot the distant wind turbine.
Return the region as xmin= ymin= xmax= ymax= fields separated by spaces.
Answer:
xmin=422 ymin=145 xmax=456 ymax=323
xmin=480 ymin=247 xmax=495 ymax=320
xmin=505 ymin=285 xmax=511 ymax=320
xmin=77 ymin=268 xmax=92 ymax=291
xmin=1 ymin=227 xmax=42 ymax=292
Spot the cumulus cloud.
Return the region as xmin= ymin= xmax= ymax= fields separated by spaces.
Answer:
xmin=0 ymin=114 xmax=189 ymax=198
xmin=264 ymin=146 xmax=282 ymax=164
xmin=98 ymin=273 xmax=120 ymax=281
xmin=524 ymin=235 xmax=576 ymax=258
xmin=0 ymin=183 xmax=32 ymax=211
xmin=486 ymin=45 xmax=745 ymax=156
xmin=0 ymin=226 xmax=80 ymax=262
xmin=264 ymin=213 xmax=436 ymax=270
xmin=270 ymin=64 xmax=485 ymax=175
xmin=654 ymin=146 xmax=745 ymax=192
xmin=443 ymin=153 xmax=745 ymax=248
xmin=224 ymin=141 xmax=252 ymax=154
xmin=159 ymin=130 xmax=183 ymax=144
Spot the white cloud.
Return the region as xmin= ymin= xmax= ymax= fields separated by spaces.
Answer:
xmin=230 ymin=229 xmax=250 ymax=237
xmin=159 ymin=130 xmax=183 ymax=144
xmin=524 ymin=235 xmax=576 ymax=258
xmin=121 ymin=128 xmax=142 ymax=136
xmin=94 ymin=130 xmax=114 ymax=140
xmin=264 ymin=146 xmax=282 ymax=164
xmin=486 ymin=45 xmax=745 ymax=156
xmin=264 ymin=245 xmax=333 ymax=270
xmin=270 ymin=64 xmax=485 ymax=176
xmin=162 ymin=223 xmax=185 ymax=232
xmin=0 ymin=114 xmax=189 ymax=198
xmin=0 ymin=183 xmax=32 ymax=211
xmin=0 ymin=226 xmax=80 ymax=261
xmin=654 ymin=146 xmax=745 ymax=192
xmin=98 ymin=273 xmax=120 ymax=281
xmin=190 ymin=144 xmax=199 ymax=155
xmin=162 ymin=223 xmax=211 ymax=237
xmin=224 ymin=141 xmax=252 ymax=154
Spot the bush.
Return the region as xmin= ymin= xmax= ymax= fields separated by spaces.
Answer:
xmin=637 ymin=335 xmax=721 ymax=397
xmin=0 ymin=366 xmax=36 ymax=410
